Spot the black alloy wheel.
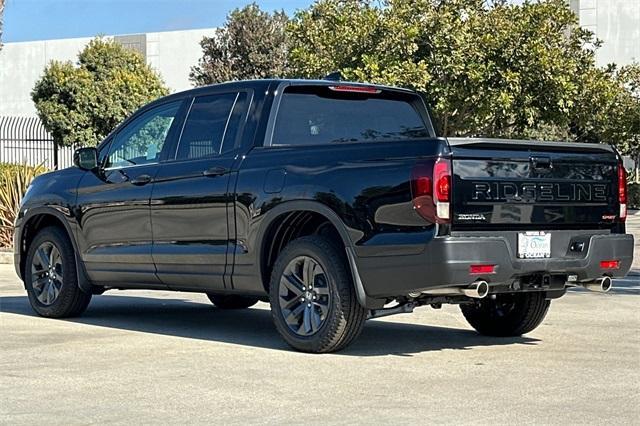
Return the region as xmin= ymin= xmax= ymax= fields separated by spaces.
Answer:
xmin=278 ymin=255 xmax=331 ymax=336
xmin=25 ymin=227 xmax=92 ymax=318
xmin=460 ymin=292 xmax=550 ymax=337
xmin=206 ymin=294 xmax=259 ymax=309
xmin=269 ymin=236 xmax=367 ymax=353
xmin=30 ymin=241 xmax=64 ymax=305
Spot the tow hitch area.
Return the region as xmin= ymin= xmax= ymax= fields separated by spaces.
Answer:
xmin=367 ymin=273 xmax=615 ymax=320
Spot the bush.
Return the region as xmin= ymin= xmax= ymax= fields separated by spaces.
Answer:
xmin=629 ymin=183 xmax=640 ymax=210
xmin=32 ymin=37 xmax=168 ymax=148
xmin=0 ymin=163 xmax=47 ymax=248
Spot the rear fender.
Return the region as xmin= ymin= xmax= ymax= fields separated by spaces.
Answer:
xmin=257 ymin=200 xmax=384 ymax=309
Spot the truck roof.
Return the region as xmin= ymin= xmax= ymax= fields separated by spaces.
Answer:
xmin=160 ymin=78 xmax=417 ymax=104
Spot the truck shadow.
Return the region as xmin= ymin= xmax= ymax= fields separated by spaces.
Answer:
xmin=0 ymin=294 xmax=539 ymax=356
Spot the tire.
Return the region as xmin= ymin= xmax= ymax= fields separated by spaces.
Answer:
xmin=269 ymin=236 xmax=367 ymax=353
xmin=460 ymin=292 xmax=550 ymax=337
xmin=24 ymin=226 xmax=92 ymax=318
xmin=206 ymin=294 xmax=259 ymax=309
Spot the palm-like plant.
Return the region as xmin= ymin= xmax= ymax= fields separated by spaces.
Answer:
xmin=0 ymin=164 xmax=47 ymax=247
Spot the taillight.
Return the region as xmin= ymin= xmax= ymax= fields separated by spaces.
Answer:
xmin=618 ymin=161 xmax=627 ymax=222
xmin=433 ymin=158 xmax=451 ymax=221
xmin=411 ymin=157 xmax=451 ymax=224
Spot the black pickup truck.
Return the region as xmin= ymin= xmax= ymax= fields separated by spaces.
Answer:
xmin=14 ymin=79 xmax=634 ymax=352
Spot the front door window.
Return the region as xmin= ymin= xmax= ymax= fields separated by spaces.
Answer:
xmin=106 ymin=101 xmax=181 ymax=169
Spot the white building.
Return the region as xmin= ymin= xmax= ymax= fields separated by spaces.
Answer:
xmin=569 ymin=0 xmax=639 ymax=67
xmin=0 ymin=28 xmax=215 ymax=117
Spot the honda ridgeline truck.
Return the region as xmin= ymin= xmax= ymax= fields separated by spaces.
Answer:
xmin=14 ymin=79 xmax=634 ymax=352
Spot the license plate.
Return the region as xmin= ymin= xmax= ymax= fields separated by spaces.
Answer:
xmin=518 ymin=232 xmax=551 ymax=259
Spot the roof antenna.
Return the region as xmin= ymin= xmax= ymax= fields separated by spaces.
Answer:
xmin=323 ymin=71 xmax=342 ymax=81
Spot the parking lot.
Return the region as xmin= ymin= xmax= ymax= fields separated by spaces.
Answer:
xmin=1 ymin=220 xmax=639 ymax=424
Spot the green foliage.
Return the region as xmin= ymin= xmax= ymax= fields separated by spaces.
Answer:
xmin=289 ymin=0 xmax=587 ymax=137
xmin=190 ymin=3 xmax=289 ymax=86
xmin=628 ymin=183 xmax=640 ymax=210
xmin=609 ymin=64 xmax=640 ymax=156
xmin=568 ymin=63 xmax=640 ymax=153
xmin=287 ymin=0 xmax=640 ymax=154
xmin=31 ymin=38 xmax=169 ymax=148
xmin=0 ymin=163 xmax=47 ymax=248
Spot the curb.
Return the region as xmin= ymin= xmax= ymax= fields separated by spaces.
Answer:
xmin=0 ymin=250 xmax=13 ymax=265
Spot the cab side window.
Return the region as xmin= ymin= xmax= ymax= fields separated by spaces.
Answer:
xmin=106 ymin=101 xmax=181 ymax=169
xmin=175 ymin=92 xmax=247 ymax=160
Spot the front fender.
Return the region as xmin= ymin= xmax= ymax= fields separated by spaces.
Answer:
xmin=14 ymin=206 xmax=93 ymax=293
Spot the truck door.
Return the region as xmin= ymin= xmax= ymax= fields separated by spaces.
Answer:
xmin=76 ymin=100 xmax=184 ymax=287
xmin=149 ymin=92 xmax=249 ymax=290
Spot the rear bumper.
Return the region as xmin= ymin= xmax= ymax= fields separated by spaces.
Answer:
xmin=356 ymin=232 xmax=634 ymax=298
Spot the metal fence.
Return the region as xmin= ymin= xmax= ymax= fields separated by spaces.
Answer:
xmin=0 ymin=116 xmax=76 ymax=169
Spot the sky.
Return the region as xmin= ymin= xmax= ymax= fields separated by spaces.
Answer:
xmin=3 ymin=0 xmax=314 ymax=43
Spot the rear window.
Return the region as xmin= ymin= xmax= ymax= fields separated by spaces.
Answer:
xmin=271 ymin=86 xmax=430 ymax=146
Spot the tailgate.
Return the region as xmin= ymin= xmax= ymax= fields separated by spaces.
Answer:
xmin=449 ymin=138 xmax=620 ymax=230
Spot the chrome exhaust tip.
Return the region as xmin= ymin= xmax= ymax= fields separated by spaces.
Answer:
xmin=419 ymin=281 xmax=490 ymax=299
xmin=581 ymin=276 xmax=613 ymax=293
xmin=461 ymin=280 xmax=490 ymax=299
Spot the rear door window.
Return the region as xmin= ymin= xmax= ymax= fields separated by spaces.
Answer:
xmin=271 ymin=85 xmax=430 ymax=146
xmin=175 ymin=92 xmax=247 ymax=160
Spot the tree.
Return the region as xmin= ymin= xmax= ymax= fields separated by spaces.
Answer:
xmin=190 ymin=3 xmax=289 ymax=86
xmin=601 ymin=63 xmax=640 ymax=180
xmin=617 ymin=63 xmax=640 ymax=159
xmin=287 ymin=0 xmax=609 ymax=141
xmin=32 ymin=38 xmax=168 ymax=147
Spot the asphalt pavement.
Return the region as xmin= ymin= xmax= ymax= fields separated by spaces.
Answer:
xmin=1 ymin=218 xmax=639 ymax=424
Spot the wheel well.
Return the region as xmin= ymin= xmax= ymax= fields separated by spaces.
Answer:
xmin=20 ymin=214 xmax=69 ymax=277
xmin=261 ymin=210 xmax=345 ymax=291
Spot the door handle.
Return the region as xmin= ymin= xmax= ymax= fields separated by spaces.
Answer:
xmin=203 ymin=166 xmax=228 ymax=177
xmin=130 ymin=174 xmax=152 ymax=186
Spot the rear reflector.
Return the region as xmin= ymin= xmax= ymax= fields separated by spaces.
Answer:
xmin=328 ymin=85 xmax=381 ymax=94
xmin=600 ymin=260 xmax=620 ymax=269
xmin=470 ymin=264 xmax=495 ymax=275
xmin=618 ymin=161 xmax=627 ymax=222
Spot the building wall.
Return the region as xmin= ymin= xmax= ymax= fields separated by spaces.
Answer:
xmin=0 ymin=28 xmax=214 ymax=117
xmin=145 ymin=29 xmax=214 ymax=93
xmin=0 ymin=36 xmax=93 ymax=116
xmin=571 ymin=0 xmax=640 ymax=67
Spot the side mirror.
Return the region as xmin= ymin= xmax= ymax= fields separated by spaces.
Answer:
xmin=73 ymin=147 xmax=98 ymax=171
